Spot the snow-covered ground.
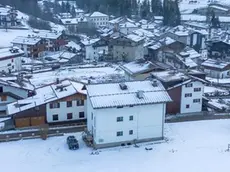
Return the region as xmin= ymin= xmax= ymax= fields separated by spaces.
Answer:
xmin=0 ymin=29 xmax=34 ymax=48
xmin=29 ymin=65 xmax=124 ymax=87
xmin=204 ymin=86 xmax=227 ymax=93
xmin=1 ymin=120 xmax=230 ymax=172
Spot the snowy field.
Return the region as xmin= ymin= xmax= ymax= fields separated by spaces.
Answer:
xmin=1 ymin=120 xmax=230 ymax=172
xmin=30 ymin=65 xmax=124 ymax=87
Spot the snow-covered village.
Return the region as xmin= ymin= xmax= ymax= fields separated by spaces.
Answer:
xmin=1 ymin=0 xmax=230 ymax=171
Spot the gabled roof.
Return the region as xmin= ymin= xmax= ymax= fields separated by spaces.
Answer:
xmin=148 ymin=37 xmax=177 ymax=50
xmin=7 ymin=80 xmax=86 ymax=115
xmin=201 ymin=59 xmax=230 ymax=71
xmin=12 ymin=36 xmax=41 ymax=45
xmin=0 ymin=47 xmax=24 ymax=60
xmin=36 ymin=30 xmax=62 ymax=40
xmin=0 ymin=78 xmax=34 ymax=91
xmin=120 ymin=59 xmax=161 ymax=76
xmin=87 ymin=80 xmax=171 ymax=109
xmin=90 ymin=11 xmax=108 ymax=17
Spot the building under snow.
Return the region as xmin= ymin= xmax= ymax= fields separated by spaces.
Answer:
xmin=86 ymin=80 xmax=171 ymax=148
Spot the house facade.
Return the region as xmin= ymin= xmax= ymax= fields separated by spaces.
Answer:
xmin=12 ymin=36 xmax=45 ymax=58
xmin=86 ymin=80 xmax=171 ymax=148
xmin=152 ymin=70 xmax=205 ymax=114
xmin=81 ymin=38 xmax=108 ymax=61
xmin=120 ymin=59 xmax=164 ymax=81
xmin=37 ymin=30 xmax=66 ymax=51
xmin=201 ymin=58 xmax=230 ymax=78
xmin=89 ymin=11 xmax=109 ymax=28
xmin=7 ymin=80 xmax=86 ymax=128
xmin=0 ymin=77 xmax=34 ymax=113
xmin=0 ymin=47 xmax=24 ymax=73
xmin=108 ymin=34 xmax=144 ymax=62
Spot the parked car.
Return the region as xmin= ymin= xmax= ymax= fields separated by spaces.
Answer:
xmin=67 ymin=136 xmax=79 ymax=150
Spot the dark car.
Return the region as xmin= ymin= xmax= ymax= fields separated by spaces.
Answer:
xmin=67 ymin=136 xmax=79 ymax=150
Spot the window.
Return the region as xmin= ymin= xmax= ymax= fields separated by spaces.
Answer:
xmin=194 ymin=88 xmax=201 ymax=92
xmin=185 ymin=93 xmax=192 ymax=97
xmin=1 ymin=95 xmax=7 ymax=101
xmin=77 ymin=100 xmax=84 ymax=106
xmin=49 ymin=102 xmax=60 ymax=109
xmin=67 ymin=113 xmax=73 ymax=119
xmin=91 ymin=113 xmax=93 ymax=120
xmin=186 ymin=104 xmax=190 ymax=109
xmin=52 ymin=114 xmax=58 ymax=121
xmin=0 ymin=87 xmax=3 ymax=93
xmin=193 ymin=99 xmax=201 ymax=103
xmin=116 ymin=131 xmax=123 ymax=136
xmin=186 ymin=83 xmax=193 ymax=87
xmin=67 ymin=101 xmax=72 ymax=107
xmin=117 ymin=116 xmax=123 ymax=122
xmin=129 ymin=130 xmax=133 ymax=135
xmin=79 ymin=112 xmax=85 ymax=118
xmin=129 ymin=116 xmax=133 ymax=121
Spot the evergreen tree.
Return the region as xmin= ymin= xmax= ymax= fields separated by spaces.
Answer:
xmin=71 ymin=6 xmax=76 ymax=17
xmin=151 ymin=0 xmax=163 ymax=15
xmin=140 ymin=0 xmax=150 ymax=19
xmin=163 ymin=0 xmax=181 ymax=26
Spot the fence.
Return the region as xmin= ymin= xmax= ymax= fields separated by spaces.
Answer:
xmin=0 ymin=125 xmax=86 ymax=142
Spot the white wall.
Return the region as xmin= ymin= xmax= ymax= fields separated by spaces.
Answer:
xmin=113 ymin=44 xmax=144 ymax=62
xmin=90 ymin=16 xmax=109 ymax=28
xmin=0 ymin=56 xmax=22 ymax=73
xmin=180 ymin=81 xmax=204 ymax=114
xmin=46 ymin=100 xmax=86 ymax=123
xmin=204 ymin=68 xmax=229 ymax=79
xmin=85 ymin=45 xmax=108 ymax=61
xmin=89 ymin=103 xmax=165 ymax=145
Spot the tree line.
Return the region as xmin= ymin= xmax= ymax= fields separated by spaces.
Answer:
xmin=0 ymin=0 xmax=182 ymax=27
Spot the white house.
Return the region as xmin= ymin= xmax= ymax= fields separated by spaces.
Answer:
xmin=86 ymin=80 xmax=172 ymax=148
xmin=7 ymin=79 xmax=86 ymax=128
xmin=89 ymin=11 xmax=109 ymax=28
xmin=109 ymin=34 xmax=145 ymax=62
xmin=0 ymin=47 xmax=24 ymax=73
xmin=11 ymin=36 xmax=45 ymax=58
xmin=0 ymin=76 xmax=34 ymax=113
xmin=201 ymin=58 xmax=230 ymax=79
xmin=152 ymin=70 xmax=206 ymax=114
xmin=81 ymin=38 xmax=108 ymax=61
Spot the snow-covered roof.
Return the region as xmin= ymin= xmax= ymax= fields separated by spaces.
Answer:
xmin=65 ymin=41 xmax=81 ymax=51
xmin=12 ymin=36 xmax=41 ymax=45
xmin=202 ymin=59 xmax=230 ymax=70
xmin=61 ymin=17 xmax=87 ymax=25
xmin=126 ymin=34 xmax=144 ymax=42
xmin=0 ymin=47 xmax=24 ymax=60
xmin=0 ymin=78 xmax=34 ymax=91
xmin=44 ymin=51 xmax=76 ymax=62
xmin=120 ymin=59 xmax=160 ymax=75
xmin=119 ymin=21 xmax=138 ymax=28
xmin=36 ymin=30 xmax=62 ymax=40
xmin=87 ymin=80 xmax=171 ymax=109
xmin=148 ymin=37 xmax=176 ymax=50
xmin=0 ymin=7 xmax=13 ymax=16
xmin=90 ymin=11 xmax=108 ymax=17
xmin=132 ymin=29 xmax=155 ymax=38
xmin=210 ymin=5 xmax=229 ymax=11
xmin=81 ymin=38 xmax=100 ymax=46
xmin=109 ymin=17 xmax=135 ymax=24
xmin=152 ymin=70 xmax=189 ymax=82
xmin=7 ymin=80 xmax=86 ymax=115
